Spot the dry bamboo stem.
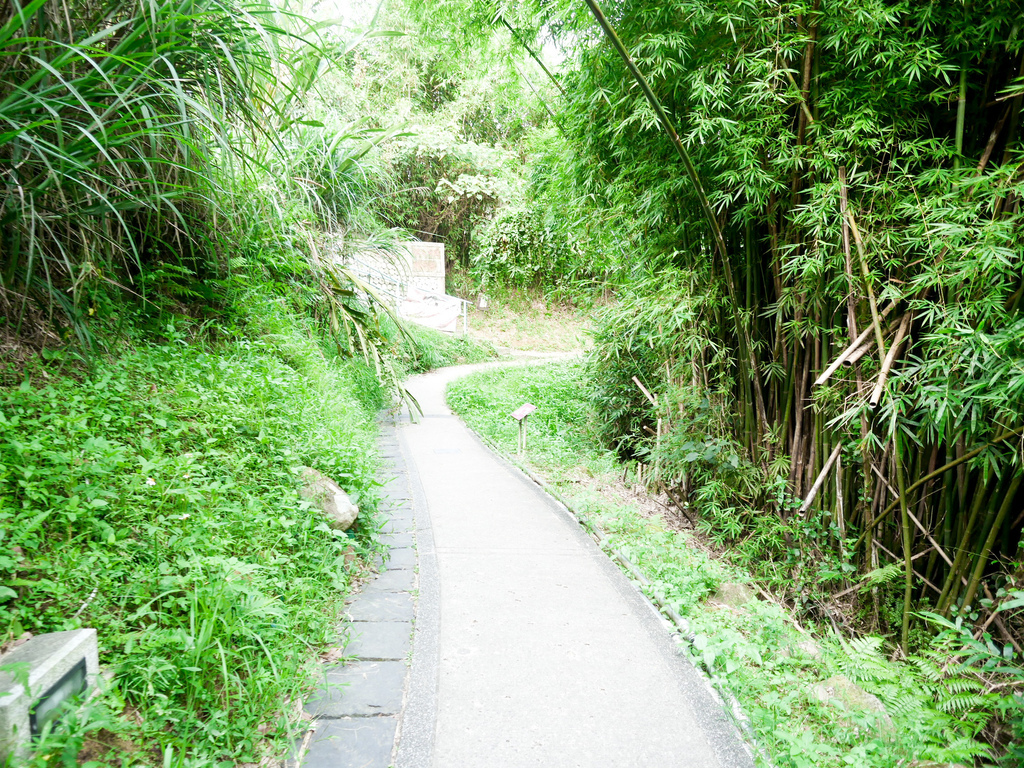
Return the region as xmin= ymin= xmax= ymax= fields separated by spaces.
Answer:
xmin=799 ymin=442 xmax=843 ymax=515
xmin=663 ymin=482 xmax=697 ymax=528
xmin=872 ymin=539 xmax=942 ymax=594
xmin=814 ymin=301 xmax=897 ymax=386
xmin=906 ymin=505 xmax=954 ymax=568
xmin=844 ymin=341 xmax=874 ymax=367
xmin=982 ymin=583 xmax=1023 ymax=655
xmin=632 ymin=375 xmax=658 ymax=407
xmin=839 ymin=166 xmax=887 ymax=363
xmin=835 ymin=454 xmax=846 ymax=541
xmin=869 ymin=312 xmax=913 ymax=409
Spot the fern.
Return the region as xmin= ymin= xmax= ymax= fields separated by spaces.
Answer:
xmin=859 ymin=563 xmax=903 ymax=590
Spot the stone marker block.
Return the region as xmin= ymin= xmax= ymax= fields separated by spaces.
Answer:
xmin=301 ymin=716 xmax=398 ymax=768
xmin=304 ymin=661 xmax=406 ymax=717
xmin=342 ymin=622 xmax=412 ymax=661
xmin=348 ymin=591 xmax=414 ymax=622
xmin=0 ymin=629 xmax=99 ymax=762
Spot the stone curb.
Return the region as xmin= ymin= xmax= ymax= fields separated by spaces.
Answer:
xmin=296 ymin=420 xmax=417 ymax=768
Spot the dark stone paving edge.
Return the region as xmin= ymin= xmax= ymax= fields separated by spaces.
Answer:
xmin=295 ymin=416 xmax=418 ymax=768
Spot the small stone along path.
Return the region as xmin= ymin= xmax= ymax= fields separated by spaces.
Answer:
xmin=298 ymin=362 xmax=755 ymax=768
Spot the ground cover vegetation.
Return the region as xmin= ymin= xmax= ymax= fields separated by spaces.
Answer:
xmin=0 ymin=0 xmax=504 ymax=762
xmin=3 ymin=311 xmax=388 ymax=766
xmin=449 ymin=361 xmax=1024 ymax=766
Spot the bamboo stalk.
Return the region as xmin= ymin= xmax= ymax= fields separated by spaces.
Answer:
xmin=839 ymin=166 xmax=887 ymax=363
xmin=906 ymin=503 xmax=954 ymax=568
xmin=954 ymin=62 xmax=968 ymax=171
xmin=815 ymin=303 xmax=897 ymax=382
xmin=894 ymin=432 xmax=914 ymax=651
xmin=938 ymin=478 xmax=993 ymax=616
xmin=581 ymin=0 xmax=771 ymax=445
xmin=836 ymin=454 xmax=847 ymax=557
xmin=869 ymin=311 xmax=912 ymax=409
xmin=855 ymin=426 xmax=1024 ymax=547
xmin=961 ymin=476 xmax=1023 ymax=612
xmin=497 ymin=16 xmax=566 ymax=96
xmin=843 ymin=342 xmax=874 ymax=367
xmin=799 ymin=442 xmax=842 ymax=515
xmin=815 ymin=301 xmax=897 ymax=385
xmin=632 ymin=376 xmax=658 ymax=407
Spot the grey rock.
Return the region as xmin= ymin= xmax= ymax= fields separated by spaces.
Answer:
xmin=305 ymin=661 xmax=406 ymax=717
xmin=812 ymin=675 xmax=892 ymax=728
xmin=298 ymin=466 xmax=359 ymax=531
xmin=780 ymin=637 xmax=822 ymax=660
xmin=710 ymin=582 xmax=757 ymax=610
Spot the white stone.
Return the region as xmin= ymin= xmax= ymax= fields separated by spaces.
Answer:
xmin=299 ymin=466 xmax=359 ymax=531
xmin=709 ymin=582 xmax=758 ymax=610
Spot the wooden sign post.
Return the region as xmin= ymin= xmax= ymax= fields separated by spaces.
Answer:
xmin=510 ymin=403 xmax=537 ymax=454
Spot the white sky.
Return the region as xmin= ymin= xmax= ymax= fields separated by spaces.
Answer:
xmin=311 ymin=0 xmax=378 ymax=27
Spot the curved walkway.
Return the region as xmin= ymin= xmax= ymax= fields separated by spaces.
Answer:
xmin=398 ymin=363 xmax=752 ymax=768
xmin=301 ymin=361 xmax=754 ymax=767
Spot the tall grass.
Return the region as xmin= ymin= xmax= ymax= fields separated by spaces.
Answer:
xmin=1 ymin=0 xmax=272 ymax=329
xmin=0 ymin=0 xmax=407 ymax=363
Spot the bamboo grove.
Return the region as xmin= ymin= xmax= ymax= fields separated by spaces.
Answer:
xmin=500 ymin=0 xmax=1024 ymax=648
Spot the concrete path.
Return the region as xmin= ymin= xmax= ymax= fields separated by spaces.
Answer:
xmin=300 ymin=361 xmax=754 ymax=767
xmin=396 ymin=364 xmax=753 ymax=768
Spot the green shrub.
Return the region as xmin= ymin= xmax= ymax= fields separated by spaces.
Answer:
xmin=471 ymin=205 xmax=578 ymax=290
xmin=395 ymin=321 xmax=499 ymax=374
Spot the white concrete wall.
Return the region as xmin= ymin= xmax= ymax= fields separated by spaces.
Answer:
xmin=406 ymin=241 xmax=445 ymax=296
xmin=346 ymin=241 xmax=446 ymax=304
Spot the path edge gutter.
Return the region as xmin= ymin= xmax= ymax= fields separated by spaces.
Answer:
xmin=390 ymin=415 xmax=440 ymax=768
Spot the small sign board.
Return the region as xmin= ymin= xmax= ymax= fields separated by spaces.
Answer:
xmin=510 ymin=403 xmax=537 ymax=422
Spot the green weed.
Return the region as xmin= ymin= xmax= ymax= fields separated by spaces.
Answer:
xmin=1 ymin=312 xmax=383 ymax=764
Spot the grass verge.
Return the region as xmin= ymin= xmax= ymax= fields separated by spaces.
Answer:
xmin=447 ymin=360 xmax=1008 ymax=768
xmin=396 ymin=321 xmax=500 ymax=375
xmin=1 ymin=306 xmax=387 ymax=766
